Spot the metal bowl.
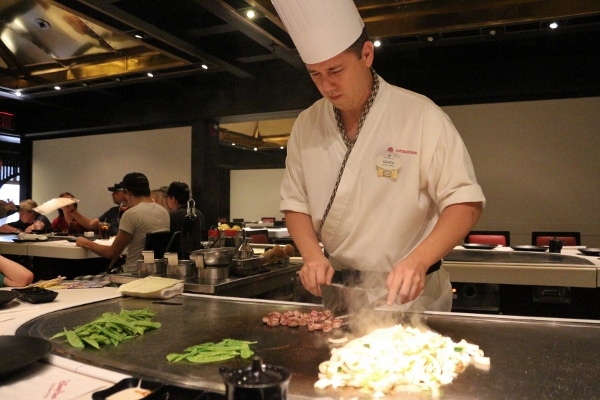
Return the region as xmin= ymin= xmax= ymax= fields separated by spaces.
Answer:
xmin=191 ymin=247 xmax=236 ymax=267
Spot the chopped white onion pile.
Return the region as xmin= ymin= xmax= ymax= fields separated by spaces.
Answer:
xmin=315 ymin=324 xmax=490 ymax=397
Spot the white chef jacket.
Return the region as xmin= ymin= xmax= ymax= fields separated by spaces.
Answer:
xmin=280 ymin=77 xmax=485 ymax=311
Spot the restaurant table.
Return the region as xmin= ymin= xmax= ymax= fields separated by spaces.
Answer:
xmin=444 ymin=245 xmax=600 ymax=288
xmin=444 ymin=245 xmax=600 ymax=319
xmin=4 ymin=286 xmax=600 ymax=400
xmin=244 ymin=227 xmax=290 ymax=239
xmin=0 ymin=234 xmax=114 ymax=259
xmin=0 ymin=234 xmax=118 ymax=280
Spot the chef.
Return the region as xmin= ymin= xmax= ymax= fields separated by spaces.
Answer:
xmin=275 ymin=0 xmax=485 ymax=311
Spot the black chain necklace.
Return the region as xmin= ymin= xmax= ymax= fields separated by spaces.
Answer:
xmin=333 ymin=67 xmax=380 ymax=149
xmin=319 ymin=68 xmax=380 ymax=237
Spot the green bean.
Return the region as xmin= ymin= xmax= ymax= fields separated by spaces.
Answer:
xmin=167 ymin=339 xmax=256 ymax=363
xmin=65 ymin=328 xmax=85 ymax=348
xmin=50 ymin=308 xmax=160 ymax=349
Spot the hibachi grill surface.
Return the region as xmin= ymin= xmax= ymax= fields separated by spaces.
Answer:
xmin=16 ymin=294 xmax=600 ymax=399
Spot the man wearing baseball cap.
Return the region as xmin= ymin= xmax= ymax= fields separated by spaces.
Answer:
xmin=77 ymin=172 xmax=170 ymax=274
xmin=274 ymin=0 xmax=485 ymax=312
xmin=70 ymin=182 xmax=128 ymax=236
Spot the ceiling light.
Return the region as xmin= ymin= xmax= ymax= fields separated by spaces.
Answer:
xmin=373 ymin=40 xmax=381 ymax=47
xmin=427 ymin=36 xmax=435 ymax=43
xmin=201 ymin=64 xmax=208 ymax=70
xmin=54 ymin=86 xmax=61 ymax=91
xmin=253 ymin=147 xmax=258 ymax=151
xmin=147 ymin=72 xmax=154 ymax=77
xmin=549 ymin=22 xmax=559 ymax=29
xmin=134 ymin=34 xmax=143 ymax=39
xmin=246 ymin=10 xmax=256 ymax=19
xmin=14 ymin=91 xmax=22 ymax=97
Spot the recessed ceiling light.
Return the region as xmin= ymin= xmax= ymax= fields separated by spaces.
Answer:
xmin=54 ymin=86 xmax=61 ymax=91
xmin=253 ymin=147 xmax=258 ymax=151
xmin=134 ymin=34 xmax=143 ymax=39
xmin=373 ymin=40 xmax=381 ymax=47
xmin=427 ymin=36 xmax=435 ymax=42
xmin=15 ymin=90 xmax=22 ymax=97
xmin=246 ymin=10 xmax=256 ymax=19
xmin=147 ymin=72 xmax=154 ymax=77
xmin=549 ymin=22 xmax=558 ymax=29
xmin=201 ymin=64 xmax=208 ymax=70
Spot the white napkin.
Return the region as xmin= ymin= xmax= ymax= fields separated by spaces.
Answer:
xmin=17 ymin=233 xmax=48 ymax=241
xmin=33 ymin=197 xmax=79 ymax=214
xmin=118 ymin=276 xmax=183 ymax=299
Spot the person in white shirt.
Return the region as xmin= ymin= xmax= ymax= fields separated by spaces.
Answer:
xmin=76 ymin=172 xmax=170 ymax=274
xmin=274 ymin=0 xmax=485 ymax=312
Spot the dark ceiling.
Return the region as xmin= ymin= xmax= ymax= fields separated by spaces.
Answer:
xmin=1 ymin=0 xmax=599 ymax=140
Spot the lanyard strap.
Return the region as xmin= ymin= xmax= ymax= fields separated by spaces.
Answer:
xmin=318 ymin=69 xmax=380 ymax=238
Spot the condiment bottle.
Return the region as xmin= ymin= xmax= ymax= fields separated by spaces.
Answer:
xmin=180 ymin=199 xmax=201 ymax=259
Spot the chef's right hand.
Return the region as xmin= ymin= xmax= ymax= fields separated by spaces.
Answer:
xmin=298 ymin=255 xmax=334 ymax=297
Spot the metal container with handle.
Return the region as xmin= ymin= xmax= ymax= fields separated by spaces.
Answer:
xmin=190 ymin=247 xmax=236 ymax=268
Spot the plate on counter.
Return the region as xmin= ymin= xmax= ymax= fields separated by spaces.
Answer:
xmin=511 ymin=245 xmax=547 ymax=252
xmin=579 ymin=247 xmax=600 ymax=256
xmin=92 ymin=378 xmax=163 ymax=400
xmin=462 ymin=243 xmax=498 ymax=250
xmin=0 ymin=336 xmax=51 ymax=377
xmin=0 ymin=291 xmax=17 ymax=306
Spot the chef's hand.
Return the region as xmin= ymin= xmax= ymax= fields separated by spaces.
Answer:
xmin=298 ymin=254 xmax=335 ymax=297
xmin=385 ymin=259 xmax=427 ymax=305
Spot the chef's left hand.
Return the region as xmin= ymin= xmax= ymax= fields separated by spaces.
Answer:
xmin=385 ymin=259 xmax=427 ymax=305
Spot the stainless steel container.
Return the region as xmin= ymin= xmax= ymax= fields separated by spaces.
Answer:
xmin=167 ymin=260 xmax=195 ymax=279
xmin=137 ymin=258 xmax=167 ymax=277
xmin=197 ymin=266 xmax=229 ymax=281
xmin=230 ymin=256 xmax=263 ymax=277
xmin=190 ymin=247 xmax=236 ymax=268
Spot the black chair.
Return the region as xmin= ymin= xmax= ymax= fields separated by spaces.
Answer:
xmin=465 ymin=230 xmax=511 ymax=246
xmin=144 ymin=231 xmax=181 ymax=259
xmin=531 ymin=231 xmax=580 ymax=246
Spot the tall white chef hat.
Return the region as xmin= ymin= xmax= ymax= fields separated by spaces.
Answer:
xmin=272 ymin=0 xmax=365 ymax=64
